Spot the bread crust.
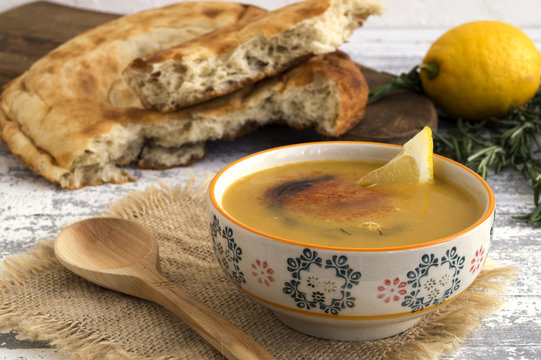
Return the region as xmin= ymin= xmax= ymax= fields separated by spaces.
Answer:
xmin=141 ymin=1 xmax=329 ymax=65
xmin=0 ymin=2 xmax=368 ymax=189
xmin=0 ymin=2 xmax=266 ymax=188
xmin=283 ymin=51 xmax=369 ymax=135
xmin=123 ymin=0 xmax=384 ymax=111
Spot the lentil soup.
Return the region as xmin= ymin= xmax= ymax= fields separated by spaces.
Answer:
xmin=221 ymin=160 xmax=482 ymax=248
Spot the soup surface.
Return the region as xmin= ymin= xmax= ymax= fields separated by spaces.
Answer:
xmin=221 ymin=160 xmax=483 ymax=248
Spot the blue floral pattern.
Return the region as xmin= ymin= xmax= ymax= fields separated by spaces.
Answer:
xmin=401 ymin=247 xmax=465 ymax=312
xmin=210 ymin=215 xmax=246 ymax=286
xmin=283 ymin=248 xmax=361 ymax=315
xmin=210 ymin=214 xmax=471 ymax=316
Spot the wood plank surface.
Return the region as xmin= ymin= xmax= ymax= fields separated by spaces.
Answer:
xmin=0 ymin=1 xmax=117 ymax=86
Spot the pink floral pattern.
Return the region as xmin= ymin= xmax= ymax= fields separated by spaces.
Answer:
xmin=251 ymin=259 xmax=275 ymax=286
xmin=377 ymin=277 xmax=407 ymax=303
xmin=470 ymin=245 xmax=486 ymax=274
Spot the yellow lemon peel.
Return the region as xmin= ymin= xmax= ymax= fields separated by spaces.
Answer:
xmin=359 ymin=127 xmax=434 ymax=187
xmin=420 ymin=20 xmax=541 ymax=121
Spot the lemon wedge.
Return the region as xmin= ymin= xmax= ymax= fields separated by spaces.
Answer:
xmin=359 ymin=127 xmax=434 ymax=187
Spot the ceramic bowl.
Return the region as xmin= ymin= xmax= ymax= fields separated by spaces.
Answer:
xmin=207 ymin=141 xmax=495 ymax=341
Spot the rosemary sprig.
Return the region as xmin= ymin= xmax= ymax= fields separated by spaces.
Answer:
xmin=435 ymin=92 xmax=541 ymax=226
xmin=367 ymin=66 xmax=423 ymax=104
xmin=369 ymin=66 xmax=541 ymax=226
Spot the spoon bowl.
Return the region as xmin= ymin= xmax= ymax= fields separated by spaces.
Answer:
xmin=55 ymin=217 xmax=160 ymax=301
xmin=56 ymin=217 xmax=156 ymax=270
xmin=55 ymin=217 xmax=274 ymax=360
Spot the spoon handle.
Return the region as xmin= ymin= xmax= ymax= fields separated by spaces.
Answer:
xmin=146 ymin=274 xmax=275 ymax=360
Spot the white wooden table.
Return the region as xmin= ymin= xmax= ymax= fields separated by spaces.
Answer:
xmin=1 ymin=22 xmax=540 ymax=360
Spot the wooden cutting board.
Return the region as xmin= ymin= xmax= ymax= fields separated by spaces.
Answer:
xmin=0 ymin=1 xmax=437 ymax=145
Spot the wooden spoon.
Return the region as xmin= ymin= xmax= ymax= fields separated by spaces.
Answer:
xmin=54 ymin=217 xmax=275 ymax=360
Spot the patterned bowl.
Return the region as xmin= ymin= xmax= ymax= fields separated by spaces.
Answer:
xmin=208 ymin=142 xmax=495 ymax=341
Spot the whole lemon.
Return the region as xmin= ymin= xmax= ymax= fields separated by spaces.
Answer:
xmin=419 ymin=21 xmax=541 ymax=121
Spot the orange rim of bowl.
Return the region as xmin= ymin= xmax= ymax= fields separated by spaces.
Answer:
xmin=209 ymin=141 xmax=496 ymax=252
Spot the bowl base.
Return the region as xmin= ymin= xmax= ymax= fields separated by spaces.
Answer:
xmin=273 ymin=312 xmax=421 ymax=341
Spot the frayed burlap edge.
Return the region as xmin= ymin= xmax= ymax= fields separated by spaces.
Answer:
xmin=0 ymin=240 xmax=140 ymax=359
xmin=0 ymin=180 xmax=518 ymax=360
xmin=0 ymin=179 xmax=210 ymax=360
xmin=391 ymin=260 xmax=517 ymax=360
xmin=106 ymin=178 xmax=210 ymax=221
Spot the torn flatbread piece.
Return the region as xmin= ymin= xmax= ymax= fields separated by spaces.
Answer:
xmin=0 ymin=2 xmax=368 ymax=189
xmin=124 ymin=0 xmax=384 ymax=111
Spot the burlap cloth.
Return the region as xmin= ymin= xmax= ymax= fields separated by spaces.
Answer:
xmin=0 ymin=180 xmax=517 ymax=360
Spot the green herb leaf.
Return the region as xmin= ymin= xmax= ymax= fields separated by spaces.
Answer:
xmin=367 ymin=66 xmax=423 ymax=104
xmin=434 ymin=91 xmax=541 ymax=226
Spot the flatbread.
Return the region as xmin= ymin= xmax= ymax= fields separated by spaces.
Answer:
xmin=0 ymin=2 xmax=368 ymax=189
xmin=124 ymin=0 xmax=384 ymax=111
